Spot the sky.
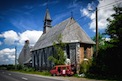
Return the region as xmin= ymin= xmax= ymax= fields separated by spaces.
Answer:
xmin=0 ymin=0 xmax=121 ymax=65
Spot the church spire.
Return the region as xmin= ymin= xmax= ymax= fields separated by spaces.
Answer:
xmin=44 ymin=9 xmax=52 ymax=21
xmin=43 ymin=8 xmax=52 ymax=34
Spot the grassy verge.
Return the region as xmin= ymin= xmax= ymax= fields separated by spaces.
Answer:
xmin=12 ymin=70 xmax=51 ymax=76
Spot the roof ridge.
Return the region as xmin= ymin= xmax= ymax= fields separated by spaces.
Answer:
xmin=52 ymin=17 xmax=71 ymax=28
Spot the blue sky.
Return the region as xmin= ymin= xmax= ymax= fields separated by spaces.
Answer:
xmin=0 ymin=0 xmax=120 ymax=65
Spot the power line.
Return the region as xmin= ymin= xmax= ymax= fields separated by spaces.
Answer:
xmin=98 ymin=0 xmax=122 ymax=10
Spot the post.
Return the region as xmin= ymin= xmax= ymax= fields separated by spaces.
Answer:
xmin=15 ymin=46 xmax=17 ymax=70
xmin=95 ymin=7 xmax=98 ymax=57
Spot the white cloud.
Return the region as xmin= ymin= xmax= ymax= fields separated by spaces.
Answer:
xmin=0 ymin=30 xmax=42 ymax=64
xmin=0 ymin=30 xmax=19 ymax=45
xmin=80 ymin=2 xmax=95 ymax=17
xmin=0 ymin=48 xmax=15 ymax=64
xmin=102 ymin=37 xmax=111 ymax=41
xmin=0 ymin=30 xmax=43 ymax=46
xmin=18 ymin=30 xmax=43 ymax=46
xmin=80 ymin=0 xmax=118 ymax=32
xmin=87 ymin=2 xmax=95 ymax=11
xmin=89 ymin=8 xmax=114 ymax=31
xmin=80 ymin=8 xmax=90 ymax=17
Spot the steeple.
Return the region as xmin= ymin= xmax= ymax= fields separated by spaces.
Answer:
xmin=43 ymin=8 xmax=52 ymax=34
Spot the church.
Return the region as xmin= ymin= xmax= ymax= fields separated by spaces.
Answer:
xmin=31 ymin=9 xmax=95 ymax=73
xmin=18 ymin=40 xmax=32 ymax=66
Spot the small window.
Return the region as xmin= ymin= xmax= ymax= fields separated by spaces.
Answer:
xmin=84 ymin=46 xmax=87 ymax=58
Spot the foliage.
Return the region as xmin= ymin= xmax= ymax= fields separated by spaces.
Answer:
xmin=40 ymin=71 xmax=51 ymax=76
xmin=92 ymin=33 xmax=111 ymax=52
xmin=48 ymin=34 xmax=66 ymax=65
xmin=105 ymin=7 xmax=122 ymax=44
xmin=79 ymin=59 xmax=92 ymax=74
xmin=6 ymin=64 xmax=15 ymax=70
xmin=22 ymin=66 xmax=35 ymax=72
xmin=0 ymin=64 xmax=51 ymax=76
xmin=88 ymin=6 xmax=122 ymax=80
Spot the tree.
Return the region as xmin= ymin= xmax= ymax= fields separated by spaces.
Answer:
xmin=105 ymin=6 xmax=122 ymax=45
xmin=92 ymin=33 xmax=105 ymax=51
xmin=48 ymin=34 xmax=66 ymax=65
xmin=104 ymin=6 xmax=122 ymax=78
xmin=89 ymin=6 xmax=122 ymax=79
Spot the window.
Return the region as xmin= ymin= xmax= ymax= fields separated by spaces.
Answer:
xmin=84 ymin=46 xmax=87 ymax=58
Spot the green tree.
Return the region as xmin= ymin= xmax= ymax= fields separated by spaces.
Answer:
xmin=106 ymin=7 xmax=122 ymax=44
xmin=92 ymin=33 xmax=105 ymax=51
xmin=48 ymin=34 xmax=66 ymax=65
xmin=89 ymin=6 xmax=122 ymax=79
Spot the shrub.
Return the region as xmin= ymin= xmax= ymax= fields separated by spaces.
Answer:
xmin=41 ymin=71 xmax=51 ymax=76
xmin=22 ymin=66 xmax=35 ymax=72
xmin=79 ymin=59 xmax=92 ymax=74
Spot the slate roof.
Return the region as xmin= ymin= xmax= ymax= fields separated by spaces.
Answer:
xmin=44 ymin=9 xmax=52 ymax=21
xmin=32 ymin=17 xmax=95 ymax=51
xmin=18 ymin=44 xmax=32 ymax=65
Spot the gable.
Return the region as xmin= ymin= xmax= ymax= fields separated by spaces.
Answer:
xmin=62 ymin=18 xmax=95 ymax=44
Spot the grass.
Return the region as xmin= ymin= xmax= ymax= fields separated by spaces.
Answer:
xmin=12 ymin=70 xmax=51 ymax=76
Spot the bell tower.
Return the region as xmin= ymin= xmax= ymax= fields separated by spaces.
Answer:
xmin=43 ymin=9 xmax=52 ymax=34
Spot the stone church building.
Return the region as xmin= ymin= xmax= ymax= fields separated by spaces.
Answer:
xmin=31 ymin=9 xmax=95 ymax=73
xmin=18 ymin=40 xmax=32 ymax=66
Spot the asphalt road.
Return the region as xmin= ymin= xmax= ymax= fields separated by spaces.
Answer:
xmin=0 ymin=70 xmax=67 ymax=81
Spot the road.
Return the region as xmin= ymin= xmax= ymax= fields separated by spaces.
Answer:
xmin=0 ymin=70 xmax=67 ymax=81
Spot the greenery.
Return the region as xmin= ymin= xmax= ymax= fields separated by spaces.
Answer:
xmin=48 ymin=34 xmax=66 ymax=65
xmin=0 ymin=6 xmax=121 ymax=81
xmin=88 ymin=6 xmax=122 ymax=80
xmin=79 ymin=59 xmax=92 ymax=74
xmin=0 ymin=64 xmax=50 ymax=76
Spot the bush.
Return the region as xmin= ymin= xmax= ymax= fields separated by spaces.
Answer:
xmin=79 ymin=59 xmax=92 ymax=74
xmin=22 ymin=66 xmax=35 ymax=72
xmin=40 ymin=71 xmax=51 ymax=76
xmin=6 ymin=64 xmax=15 ymax=70
xmin=16 ymin=64 xmax=24 ymax=70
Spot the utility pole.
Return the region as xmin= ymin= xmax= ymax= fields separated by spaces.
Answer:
xmin=15 ymin=46 xmax=17 ymax=70
xmin=96 ymin=7 xmax=98 ymax=57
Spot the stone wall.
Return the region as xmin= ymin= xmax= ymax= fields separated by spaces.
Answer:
xmin=32 ymin=43 xmax=93 ymax=72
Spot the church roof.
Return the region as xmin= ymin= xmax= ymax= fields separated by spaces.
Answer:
xmin=18 ymin=42 xmax=32 ymax=65
xmin=32 ymin=17 xmax=95 ymax=51
xmin=44 ymin=9 xmax=52 ymax=21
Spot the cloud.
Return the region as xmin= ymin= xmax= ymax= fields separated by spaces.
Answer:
xmin=80 ymin=0 xmax=118 ymax=32
xmin=18 ymin=30 xmax=43 ymax=46
xmin=0 ymin=30 xmax=42 ymax=46
xmin=80 ymin=2 xmax=95 ymax=17
xmin=89 ymin=6 xmax=115 ymax=31
xmin=0 ymin=30 xmax=42 ymax=64
xmin=0 ymin=48 xmax=15 ymax=65
xmin=0 ymin=30 xmax=19 ymax=45
xmin=80 ymin=8 xmax=90 ymax=17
